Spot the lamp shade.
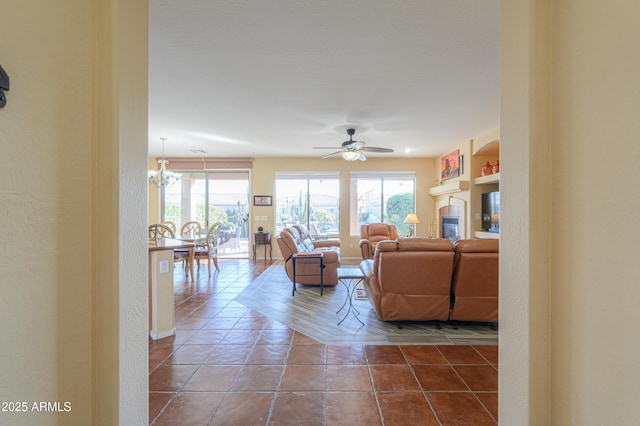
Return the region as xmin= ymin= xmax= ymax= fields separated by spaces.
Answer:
xmin=404 ymin=213 xmax=420 ymax=224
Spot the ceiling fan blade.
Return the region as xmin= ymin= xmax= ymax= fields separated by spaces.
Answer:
xmin=361 ymin=146 xmax=394 ymax=153
xmin=358 ymin=152 xmax=367 ymax=161
xmin=320 ymin=151 xmax=343 ymax=159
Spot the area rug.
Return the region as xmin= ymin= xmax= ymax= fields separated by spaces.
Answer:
xmin=235 ymin=261 xmax=498 ymax=346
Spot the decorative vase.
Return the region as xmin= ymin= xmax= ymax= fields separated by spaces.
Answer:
xmin=492 ymin=160 xmax=500 ymax=174
xmin=481 ymin=161 xmax=493 ymax=176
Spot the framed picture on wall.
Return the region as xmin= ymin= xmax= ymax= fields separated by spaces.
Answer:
xmin=441 ymin=150 xmax=462 ymax=182
xmin=253 ymin=195 xmax=272 ymax=206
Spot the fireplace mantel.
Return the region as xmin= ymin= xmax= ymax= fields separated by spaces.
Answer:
xmin=428 ymin=180 xmax=470 ymax=196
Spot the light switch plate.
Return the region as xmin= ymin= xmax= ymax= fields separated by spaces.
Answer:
xmin=159 ymin=260 xmax=170 ymax=274
xmin=260 ymin=216 xmax=267 ymax=221
xmin=254 ymin=216 xmax=260 ymax=221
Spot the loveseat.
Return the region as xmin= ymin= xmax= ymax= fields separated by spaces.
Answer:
xmin=359 ymin=238 xmax=498 ymax=323
xmin=277 ymin=224 xmax=341 ymax=286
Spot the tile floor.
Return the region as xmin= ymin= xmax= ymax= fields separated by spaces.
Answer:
xmin=149 ymin=259 xmax=498 ymax=425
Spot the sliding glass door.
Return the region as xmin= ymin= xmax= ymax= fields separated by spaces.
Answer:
xmin=162 ymin=171 xmax=250 ymax=258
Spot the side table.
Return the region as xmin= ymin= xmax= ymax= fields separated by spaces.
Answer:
xmin=336 ymin=267 xmax=365 ymax=326
xmin=252 ymin=231 xmax=272 ymax=260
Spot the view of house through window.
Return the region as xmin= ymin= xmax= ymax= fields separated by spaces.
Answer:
xmin=350 ymin=172 xmax=416 ymax=236
xmin=275 ymin=172 xmax=340 ymax=238
xmin=162 ymin=171 xmax=250 ymax=258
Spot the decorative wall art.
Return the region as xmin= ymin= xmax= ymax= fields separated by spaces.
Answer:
xmin=253 ymin=195 xmax=272 ymax=206
xmin=441 ymin=150 xmax=462 ymax=182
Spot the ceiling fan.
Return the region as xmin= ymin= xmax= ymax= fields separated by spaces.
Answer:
xmin=313 ymin=128 xmax=394 ymax=161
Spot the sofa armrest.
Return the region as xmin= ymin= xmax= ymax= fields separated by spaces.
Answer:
xmin=359 ymin=259 xmax=375 ymax=281
xmin=313 ymin=239 xmax=340 ymax=249
xmin=359 ymin=239 xmax=374 ymax=260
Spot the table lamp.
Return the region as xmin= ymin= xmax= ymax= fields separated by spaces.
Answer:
xmin=404 ymin=213 xmax=420 ymax=237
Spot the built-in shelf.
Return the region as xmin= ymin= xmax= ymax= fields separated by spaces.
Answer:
xmin=475 ymin=231 xmax=500 ymax=239
xmin=428 ymin=180 xmax=470 ymax=196
xmin=474 ymin=172 xmax=500 ymax=185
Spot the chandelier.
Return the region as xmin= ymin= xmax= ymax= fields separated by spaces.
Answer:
xmin=148 ymin=137 xmax=181 ymax=188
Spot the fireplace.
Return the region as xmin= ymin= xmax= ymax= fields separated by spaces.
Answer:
xmin=438 ymin=204 xmax=463 ymax=241
xmin=441 ymin=216 xmax=460 ymax=242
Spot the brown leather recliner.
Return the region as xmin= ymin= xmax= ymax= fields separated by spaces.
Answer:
xmin=277 ymin=224 xmax=341 ymax=285
xmin=360 ymin=238 xmax=455 ymax=321
xmin=449 ymin=239 xmax=499 ymax=322
xmin=359 ymin=223 xmax=399 ymax=260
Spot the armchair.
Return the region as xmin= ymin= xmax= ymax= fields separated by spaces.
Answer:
xmin=359 ymin=223 xmax=399 ymax=260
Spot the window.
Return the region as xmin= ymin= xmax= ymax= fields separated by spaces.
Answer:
xmin=350 ymin=172 xmax=416 ymax=236
xmin=275 ymin=172 xmax=340 ymax=238
xmin=161 ymin=171 xmax=250 ymax=258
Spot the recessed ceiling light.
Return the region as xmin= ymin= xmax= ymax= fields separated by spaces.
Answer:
xmin=404 ymin=148 xmax=414 ymax=154
xmin=190 ymin=149 xmax=206 ymax=154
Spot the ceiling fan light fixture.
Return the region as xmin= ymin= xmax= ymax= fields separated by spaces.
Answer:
xmin=341 ymin=151 xmax=360 ymax=161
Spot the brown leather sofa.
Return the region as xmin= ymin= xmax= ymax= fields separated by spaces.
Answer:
xmin=360 ymin=238 xmax=455 ymax=321
xmin=359 ymin=238 xmax=499 ymax=323
xmin=277 ymin=224 xmax=341 ymax=286
xmin=449 ymin=239 xmax=499 ymax=322
xmin=359 ymin=223 xmax=399 ymax=260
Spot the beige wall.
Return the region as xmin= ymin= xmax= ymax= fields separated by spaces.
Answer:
xmin=501 ymin=0 xmax=640 ymax=424
xmin=1 ymin=1 xmax=148 ymax=425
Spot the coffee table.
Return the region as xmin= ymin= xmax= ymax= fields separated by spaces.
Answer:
xmin=337 ymin=267 xmax=365 ymax=326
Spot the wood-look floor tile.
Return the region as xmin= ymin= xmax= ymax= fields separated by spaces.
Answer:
xmin=210 ymin=392 xmax=275 ymax=425
xmin=152 ymin=391 xmax=224 ymax=426
xmin=369 ymin=365 xmax=421 ymax=391
xmin=426 ymin=392 xmax=497 ymax=426
xmin=270 ymin=392 xmax=325 ymax=426
xmin=376 ymin=391 xmax=439 ymax=426
xmin=326 ymin=392 xmax=381 ymax=426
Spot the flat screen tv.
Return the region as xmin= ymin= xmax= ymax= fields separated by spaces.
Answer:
xmin=482 ymin=191 xmax=500 ymax=233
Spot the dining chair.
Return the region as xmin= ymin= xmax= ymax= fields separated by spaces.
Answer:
xmin=160 ymin=221 xmax=176 ymax=234
xmin=195 ymin=222 xmax=222 ymax=276
xmin=180 ymin=221 xmax=202 ymax=237
xmin=149 ymin=224 xmax=175 ymax=239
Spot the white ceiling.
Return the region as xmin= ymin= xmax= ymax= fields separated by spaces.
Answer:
xmin=149 ymin=0 xmax=499 ymax=159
